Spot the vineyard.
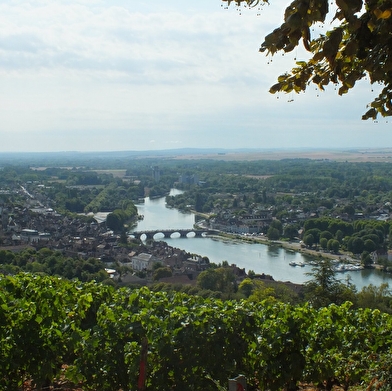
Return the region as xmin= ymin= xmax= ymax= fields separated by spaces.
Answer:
xmin=1 ymin=273 xmax=392 ymax=391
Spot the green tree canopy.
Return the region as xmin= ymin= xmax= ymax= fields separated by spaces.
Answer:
xmin=305 ymin=228 xmax=321 ymax=243
xmin=327 ymin=238 xmax=340 ymax=253
xmin=197 ymin=266 xmax=237 ymax=294
xmin=320 ymin=236 xmax=328 ymax=249
xmin=270 ymin=218 xmax=283 ymax=234
xmin=153 ymin=267 xmax=173 ymax=281
xmin=304 ymin=259 xmax=356 ymax=307
xmin=238 ymin=277 xmax=254 ymax=297
xmin=267 ymin=226 xmax=281 ymax=240
xmin=283 ymin=224 xmax=298 ymax=239
xmin=225 ymin=0 xmax=392 ymax=119
xmin=303 ymin=233 xmax=315 ymax=247
xmin=320 ymin=230 xmax=333 ymax=241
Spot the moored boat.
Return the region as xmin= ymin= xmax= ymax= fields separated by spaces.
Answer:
xmin=289 ymin=261 xmax=305 ymax=267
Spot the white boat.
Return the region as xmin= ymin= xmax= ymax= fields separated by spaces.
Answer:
xmin=334 ymin=263 xmax=363 ymax=272
xmin=334 ymin=264 xmax=346 ymax=272
xmin=289 ymin=261 xmax=305 ymax=267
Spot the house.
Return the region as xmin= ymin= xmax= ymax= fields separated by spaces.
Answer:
xmin=39 ymin=232 xmax=51 ymax=241
xmin=20 ymin=229 xmax=39 ymax=243
xmin=131 ymin=253 xmax=162 ymax=271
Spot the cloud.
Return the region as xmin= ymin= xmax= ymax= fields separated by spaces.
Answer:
xmin=0 ymin=0 xmax=391 ymax=152
xmin=0 ymin=1 xmax=278 ymax=82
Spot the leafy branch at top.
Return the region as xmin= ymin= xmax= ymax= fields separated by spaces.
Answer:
xmin=223 ymin=0 xmax=392 ymax=119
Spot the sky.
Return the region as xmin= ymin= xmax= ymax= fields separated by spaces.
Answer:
xmin=0 ymin=0 xmax=391 ymax=153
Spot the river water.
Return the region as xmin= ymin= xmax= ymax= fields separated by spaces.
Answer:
xmin=132 ymin=190 xmax=392 ymax=290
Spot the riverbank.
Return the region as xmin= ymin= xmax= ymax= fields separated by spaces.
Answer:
xmin=270 ymin=240 xmax=352 ymax=262
xmin=212 ymin=231 xmax=358 ymax=264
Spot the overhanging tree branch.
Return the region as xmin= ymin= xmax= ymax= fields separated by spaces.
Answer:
xmin=223 ymin=0 xmax=392 ymax=119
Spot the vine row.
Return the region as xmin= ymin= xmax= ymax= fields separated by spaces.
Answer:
xmin=1 ymin=273 xmax=391 ymax=391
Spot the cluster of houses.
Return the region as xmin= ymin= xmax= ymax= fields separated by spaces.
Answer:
xmin=209 ymin=210 xmax=274 ymax=235
xmin=207 ymin=199 xmax=392 ymax=236
xmin=0 ymin=185 xmax=247 ymax=286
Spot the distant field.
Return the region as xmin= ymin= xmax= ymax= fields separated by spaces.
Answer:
xmin=92 ymin=169 xmax=127 ymax=178
xmin=22 ymin=149 xmax=392 ymax=167
xmin=172 ymin=148 xmax=392 ymax=162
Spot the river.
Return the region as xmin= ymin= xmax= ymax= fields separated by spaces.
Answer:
xmin=132 ymin=190 xmax=392 ymax=290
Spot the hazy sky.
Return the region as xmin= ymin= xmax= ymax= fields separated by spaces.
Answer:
xmin=1 ymin=0 xmax=391 ymax=152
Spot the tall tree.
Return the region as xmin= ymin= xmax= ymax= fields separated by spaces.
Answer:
xmin=284 ymin=224 xmax=298 ymax=239
xmin=303 ymin=259 xmax=356 ymax=307
xmin=267 ymin=226 xmax=281 ymax=240
xmin=224 ymin=0 xmax=392 ymax=119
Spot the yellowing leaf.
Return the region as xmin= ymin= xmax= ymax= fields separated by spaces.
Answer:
xmin=374 ymin=8 xmax=392 ymax=19
xmin=367 ymin=20 xmax=376 ymax=32
xmin=374 ymin=9 xmax=381 ymax=18
xmin=380 ymin=9 xmax=392 ymax=18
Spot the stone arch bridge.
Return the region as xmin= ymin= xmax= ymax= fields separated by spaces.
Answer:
xmin=130 ymin=229 xmax=218 ymax=240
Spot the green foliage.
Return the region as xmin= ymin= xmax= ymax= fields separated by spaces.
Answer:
xmin=303 ymin=233 xmax=314 ymax=247
xmin=320 ymin=230 xmax=333 ymax=241
xmin=153 ymin=266 xmax=173 ymax=281
xmin=0 ymin=274 xmax=112 ymax=390
xmin=349 ymin=236 xmax=365 ymax=254
xmin=269 ymin=219 xmax=283 ymax=233
xmin=197 ymin=266 xmax=236 ymax=294
xmin=320 ymin=237 xmax=328 ymax=250
xmin=327 ymin=238 xmax=340 ymax=253
xmin=106 ymin=201 xmax=137 ymax=231
xmin=267 ymin=226 xmax=280 ymax=240
xmin=361 ymin=250 xmax=373 ymax=267
xmin=304 ymin=217 xmax=389 ymax=256
xmin=306 ymin=228 xmax=321 ymax=243
xmin=0 ymin=248 xmax=108 ymax=282
xmin=283 ymin=224 xmax=298 ymax=239
xmin=357 ymin=283 xmax=392 ymax=313
xmin=303 ymin=259 xmax=357 ymax=308
xmin=238 ymin=277 xmax=254 ymax=297
xmin=246 ymin=280 xmax=301 ymax=305
xmin=2 ymin=274 xmax=392 ymax=390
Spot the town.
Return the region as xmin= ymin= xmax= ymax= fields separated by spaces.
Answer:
xmin=0 ymin=175 xmax=252 ymax=290
xmin=1 ymin=153 xmax=392 ymax=295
